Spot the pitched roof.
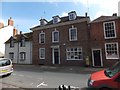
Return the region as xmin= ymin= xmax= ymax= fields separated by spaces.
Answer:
xmin=5 ymin=32 xmax=33 ymax=44
xmin=91 ymin=16 xmax=119 ymax=23
xmin=31 ymin=16 xmax=90 ymax=30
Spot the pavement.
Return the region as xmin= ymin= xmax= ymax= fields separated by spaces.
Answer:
xmin=14 ymin=64 xmax=105 ymax=74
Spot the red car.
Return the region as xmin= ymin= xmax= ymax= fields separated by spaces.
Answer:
xmin=88 ymin=61 xmax=120 ymax=90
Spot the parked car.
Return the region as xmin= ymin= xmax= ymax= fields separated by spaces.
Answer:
xmin=0 ymin=58 xmax=13 ymax=77
xmin=88 ymin=61 xmax=120 ymax=90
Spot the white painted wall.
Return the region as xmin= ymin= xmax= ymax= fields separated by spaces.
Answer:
xmin=5 ymin=41 xmax=32 ymax=64
xmin=118 ymin=1 xmax=120 ymax=16
xmin=0 ymin=26 xmax=14 ymax=54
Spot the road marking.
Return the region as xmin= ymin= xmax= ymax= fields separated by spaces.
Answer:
xmin=37 ymin=82 xmax=47 ymax=87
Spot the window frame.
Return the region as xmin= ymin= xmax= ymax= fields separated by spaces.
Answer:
xmin=52 ymin=30 xmax=59 ymax=43
xmin=103 ymin=21 xmax=116 ymax=39
xmin=20 ymin=52 xmax=26 ymax=61
xmin=66 ymin=47 xmax=83 ymax=60
xmin=69 ymin=27 xmax=77 ymax=41
xmin=105 ymin=42 xmax=119 ymax=59
xmin=39 ymin=48 xmax=45 ymax=59
xmin=20 ymin=37 xmax=25 ymax=47
xmin=9 ymin=52 xmax=14 ymax=60
xmin=69 ymin=13 xmax=76 ymax=20
xmin=10 ymin=37 xmax=14 ymax=48
xmin=39 ymin=32 xmax=45 ymax=44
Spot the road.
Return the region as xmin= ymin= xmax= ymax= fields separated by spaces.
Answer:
xmin=1 ymin=65 xmax=102 ymax=89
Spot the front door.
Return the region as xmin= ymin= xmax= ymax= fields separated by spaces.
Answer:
xmin=92 ymin=49 xmax=103 ymax=67
xmin=52 ymin=48 xmax=60 ymax=64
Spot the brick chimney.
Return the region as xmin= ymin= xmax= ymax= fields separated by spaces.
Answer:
xmin=13 ymin=27 xmax=18 ymax=36
xmin=8 ymin=17 xmax=14 ymax=26
xmin=0 ymin=22 xmax=4 ymax=29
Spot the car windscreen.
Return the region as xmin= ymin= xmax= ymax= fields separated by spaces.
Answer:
xmin=0 ymin=59 xmax=11 ymax=67
xmin=105 ymin=61 xmax=120 ymax=78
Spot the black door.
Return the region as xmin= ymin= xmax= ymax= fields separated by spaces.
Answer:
xmin=54 ymin=48 xmax=59 ymax=64
xmin=93 ymin=50 xmax=102 ymax=67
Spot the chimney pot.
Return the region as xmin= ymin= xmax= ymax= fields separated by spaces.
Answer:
xmin=13 ymin=27 xmax=18 ymax=36
xmin=8 ymin=17 xmax=14 ymax=26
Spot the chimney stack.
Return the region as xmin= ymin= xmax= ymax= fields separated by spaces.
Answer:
xmin=0 ymin=22 xmax=4 ymax=29
xmin=20 ymin=31 xmax=22 ymax=35
xmin=8 ymin=17 xmax=14 ymax=26
xmin=13 ymin=27 xmax=18 ymax=36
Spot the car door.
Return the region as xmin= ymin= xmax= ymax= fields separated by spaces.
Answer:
xmin=114 ymin=73 xmax=120 ymax=88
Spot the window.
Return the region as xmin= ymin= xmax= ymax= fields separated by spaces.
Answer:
xmin=66 ymin=47 xmax=82 ymax=60
xmin=39 ymin=48 xmax=45 ymax=59
xmin=53 ymin=16 xmax=61 ymax=24
xmin=39 ymin=32 xmax=45 ymax=44
xmin=103 ymin=21 xmax=116 ymax=39
xmin=52 ymin=31 xmax=59 ymax=42
xmin=10 ymin=37 xmax=14 ymax=47
xmin=20 ymin=52 xmax=26 ymax=60
xmin=20 ymin=37 xmax=25 ymax=47
xmin=68 ymin=13 xmax=76 ymax=20
xmin=9 ymin=52 xmax=14 ymax=60
xmin=69 ymin=28 xmax=77 ymax=41
xmin=105 ymin=43 xmax=119 ymax=59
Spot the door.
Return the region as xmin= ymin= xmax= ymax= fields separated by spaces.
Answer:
xmin=52 ymin=48 xmax=60 ymax=64
xmin=92 ymin=49 xmax=103 ymax=67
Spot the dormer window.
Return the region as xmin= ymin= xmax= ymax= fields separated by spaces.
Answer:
xmin=40 ymin=19 xmax=48 ymax=26
xmin=53 ymin=16 xmax=61 ymax=24
xmin=68 ymin=11 xmax=77 ymax=20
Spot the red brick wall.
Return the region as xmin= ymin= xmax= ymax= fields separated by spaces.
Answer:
xmin=32 ymin=21 xmax=90 ymax=66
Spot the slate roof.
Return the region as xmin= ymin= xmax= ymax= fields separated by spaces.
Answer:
xmin=31 ymin=16 xmax=90 ymax=30
xmin=91 ymin=16 xmax=119 ymax=23
xmin=5 ymin=32 xmax=33 ymax=44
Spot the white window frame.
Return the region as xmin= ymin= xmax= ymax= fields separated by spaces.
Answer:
xmin=39 ymin=32 xmax=45 ymax=44
xmin=69 ymin=27 xmax=77 ymax=41
xmin=69 ymin=13 xmax=76 ymax=20
xmin=52 ymin=30 xmax=59 ymax=43
xmin=9 ymin=52 xmax=14 ymax=60
xmin=66 ymin=47 xmax=83 ymax=60
xmin=103 ymin=21 xmax=116 ymax=39
xmin=20 ymin=52 xmax=26 ymax=60
xmin=105 ymin=42 xmax=119 ymax=59
xmin=39 ymin=48 xmax=45 ymax=59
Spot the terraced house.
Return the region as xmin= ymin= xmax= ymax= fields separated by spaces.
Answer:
xmin=31 ymin=11 xmax=90 ymax=66
xmin=90 ymin=14 xmax=120 ymax=67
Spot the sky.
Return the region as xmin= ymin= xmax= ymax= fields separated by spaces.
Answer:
xmin=1 ymin=0 xmax=120 ymax=33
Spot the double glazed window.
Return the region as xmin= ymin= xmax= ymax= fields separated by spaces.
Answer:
xmin=39 ymin=32 xmax=45 ymax=44
xmin=52 ymin=31 xmax=59 ymax=42
xmin=66 ymin=47 xmax=82 ymax=60
xmin=105 ymin=43 xmax=119 ymax=59
xmin=103 ymin=21 xmax=116 ymax=39
xmin=39 ymin=48 xmax=45 ymax=59
xmin=69 ymin=28 xmax=77 ymax=41
xmin=10 ymin=37 xmax=14 ymax=47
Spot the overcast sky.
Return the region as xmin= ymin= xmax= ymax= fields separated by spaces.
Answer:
xmin=1 ymin=0 xmax=120 ymax=33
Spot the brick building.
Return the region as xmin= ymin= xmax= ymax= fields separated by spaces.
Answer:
xmin=31 ymin=11 xmax=90 ymax=66
xmin=90 ymin=15 xmax=120 ymax=67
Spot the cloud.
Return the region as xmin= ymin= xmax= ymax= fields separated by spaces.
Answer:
xmin=61 ymin=12 xmax=68 ymax=17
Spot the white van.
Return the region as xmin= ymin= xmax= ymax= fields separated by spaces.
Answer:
xmin=0 ymin=58 xmax=13 ymax=76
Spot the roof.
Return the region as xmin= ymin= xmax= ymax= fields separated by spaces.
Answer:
xmin=5 ymin=32 xmax=33 ymax=44
xmin=31 ymin=15 xmax=90 ymax=30
xmin=91 ymin=16 xmax=119 ymax=23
